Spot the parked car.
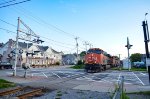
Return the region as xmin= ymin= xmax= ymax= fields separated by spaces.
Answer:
xmin=133 ymin=62 xmax=146 ymax=68
xmin=0 ymin=62 xmax=12 ymax=69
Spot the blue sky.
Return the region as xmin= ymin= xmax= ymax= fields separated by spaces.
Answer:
xmin=0 ymin=0 xmax=150 ymax=59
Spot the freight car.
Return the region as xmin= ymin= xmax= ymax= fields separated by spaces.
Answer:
xmin=84 ymin=48 xmax=119 ymax=72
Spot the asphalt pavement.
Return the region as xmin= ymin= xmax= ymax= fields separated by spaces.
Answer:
xmin=0 ymin=66 xmax=150 ymax=93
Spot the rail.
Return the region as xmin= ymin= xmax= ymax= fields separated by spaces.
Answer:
xmin=0 ymin=87 xmax=23 ymax=96
xmin=17 ymin=89 xmax=43 ymax=99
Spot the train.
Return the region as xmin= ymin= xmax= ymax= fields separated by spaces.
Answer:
xmin=84 ymin=48 xmax=120 ymax=72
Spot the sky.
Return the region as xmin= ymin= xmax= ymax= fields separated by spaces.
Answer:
xmin=0 ymin=0 xmax=150 ymax=59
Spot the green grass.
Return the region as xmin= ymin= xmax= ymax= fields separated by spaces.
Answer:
xmin=130 ymin=67 xmax=146 ymax=71
xmin=121 ymin=91 xmax=130 ymax=99
xmin=70 ymin=64 xmax=85 ymax=69
xmin=127 ymin=91 xmax=150 ymax=95
xmin=0 ymin=79 xmax=15 ymax=89
xmin=111 ymin=67 xmax=120 ymax=70
xmin=111 ymin=67 xmax=146 ymax=71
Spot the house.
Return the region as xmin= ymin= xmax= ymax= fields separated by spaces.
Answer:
xmin=62 ymin=54 xmax=77 ymax=65
xmin=28 ymin=45 xmax=63 ymax=66
xmin=0 ymin=39 xmax=63 ymax=67
xmin=0 ymin=39 xmax=21 ymax=66
xmin=122 ymin=58 xmax=131 ymax=69
xmin=0 ymin=43 xmax=4 ymax=62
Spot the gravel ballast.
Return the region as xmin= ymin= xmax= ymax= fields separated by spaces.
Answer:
xmin=33 ymin=89 xmax=111 ymax=99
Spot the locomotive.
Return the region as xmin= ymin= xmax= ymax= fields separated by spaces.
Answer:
xmin=84 ymin=48 xmax=120 ymax=72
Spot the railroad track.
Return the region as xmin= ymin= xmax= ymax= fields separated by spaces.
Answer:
xmin=0 ymin=87 xmax=24 ymax=96
xmin=17 ymin=89 xmax=43 ymax=99
xmin=0 ymin=86 xmax=44 ymax=99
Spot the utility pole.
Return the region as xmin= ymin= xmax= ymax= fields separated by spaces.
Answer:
xmin=142 ymin=13 xmax=150 ymax=70
xmin=26 ymin=42 xmax=28 ymax=63
xmin=13 ymin=17 xmax=20 ymax=76
xmin=125 ymin=37 xmax=133 ymax=71
xmin=83 ymin=41 xmax=89 ymax=54
xmin=75 ymin=37 xmax=79 ymax=61
xmin=89 ymin=43 xmax=93 ymax=48
xmin=118 ymin=54 xmax=121 ymax=70
xmin=13 ymin=17 xmax=43 ymax=77
xmin=142 ymin=13 xmax=150 ymax=83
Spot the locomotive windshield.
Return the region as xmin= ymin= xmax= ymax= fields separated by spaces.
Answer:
xmin=87 ymin=49 xmax=101 ymax=54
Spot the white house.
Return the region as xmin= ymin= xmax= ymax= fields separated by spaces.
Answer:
xmin=0 ymin=39 xmax=63 ymax=67
xmin=122 ymin=58 xmax=131 ymax=69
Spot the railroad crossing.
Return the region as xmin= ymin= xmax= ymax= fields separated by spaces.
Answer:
xmin=2 ymin=67 xmax=149 ymax=87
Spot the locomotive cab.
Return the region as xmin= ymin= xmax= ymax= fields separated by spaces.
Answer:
xmin=85 ymin=48 xmax=106 ymax=72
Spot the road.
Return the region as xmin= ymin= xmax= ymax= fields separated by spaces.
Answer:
xmin=0 ymin=65 xmax=150 ymax=92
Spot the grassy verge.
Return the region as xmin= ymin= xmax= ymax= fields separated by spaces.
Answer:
xmin=130 ymin=67 xmax=146 ymax=71
xmin=121 ymin=91 xmax=130 ymax=99
xmin=70 ymin=64 xmax=85 ymax=69
xmin=0 ymin=79 xmax=15 ymax=89
xmin=127 ymin=91 xmax=150 ymax=95
xmin=111 ymin=67 xmax=146 ymax=71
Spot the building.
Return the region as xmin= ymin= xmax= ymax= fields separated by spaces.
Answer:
xmin=0 ymin=39 xmax=63 ymax=67
xmin=62 ymin=54 xmax=77 ymax=65
xmin=122 ymin=58 xmax=131 ymax=69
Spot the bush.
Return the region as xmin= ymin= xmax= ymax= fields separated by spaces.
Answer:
xmin=56 ymin=62 xmax=60 ymax=65
xmin=70 ymin=64 xmax=85 ymax=69
xmin=77 ymin=60 xmax=83 ymax=65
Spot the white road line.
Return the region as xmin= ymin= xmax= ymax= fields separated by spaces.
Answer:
xmin=51 ymin=72 xmax=61 ymax=79
xmin=117 ymin=73 xmax=121 ymax=81
xmin=140 ymin=73 xmax=147 ymax=76
xmin=124 ymin=82 xmax=132 ymax=85
xmin=6 ymin=72 xmax=13 ymax=74
xmin=132 ymin=72 xmax=145 ymax=85
xmin=42 ymin=73 xmax=48 ymax=78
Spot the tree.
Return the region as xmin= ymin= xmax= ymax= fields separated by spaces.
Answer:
xmin=130 ymin=53 xmax=141 ymax=62
xmin=80 ymin=51 xmax=86 ymax=57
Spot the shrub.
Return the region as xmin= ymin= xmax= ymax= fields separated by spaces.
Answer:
xmin=77 ymin=60 xmax=83 ymax=65
xmin=56 ymin=62 xmax=60 ymax=65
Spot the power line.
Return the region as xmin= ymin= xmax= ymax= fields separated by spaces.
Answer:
xmin=0 ymin=27 xmax=16 ymax=34
xmin=4 ymin=4 xmax=94 ymax=47
xmin=0 ymin=27 xmax=85 ymax=52
xmin=0 ymin=19 xmax=17 ymax=27
xmin=0 ymin=0 xmax=31 ymax=8
xmin=17 ymin=6 xmax=76 ymax=38
xmin=40 ymin=36 xmax=74 ymax=47
xmin=9 ymin=5 xmax=76 ymax=38
xmin=0 ymin=19 xmax=75 ymax=47
xmin=0 ymin=0 xmax=16 ymax=5
xmin=0 ymin=27 xmax=82 ymax=54
xmin=7 ymin=6 xmax=76 ymax=42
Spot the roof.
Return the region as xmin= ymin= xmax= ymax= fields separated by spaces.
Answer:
xmin=62 ymin=54 xmax=76 ymax=58
xmin=90 ymin=48 xmax=103 ymax=51
xmin=0 ymin=43 xmax=4 ymax=47
xmin=18 ymin=42 xmax=32 ymax=49
xmin=51 ymin=48 xmax=60 ymax=54
xmin=38 ymin=46 xmax=49 ymax=52
xmin=1 ymin=39 xmax=63 ymax=54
